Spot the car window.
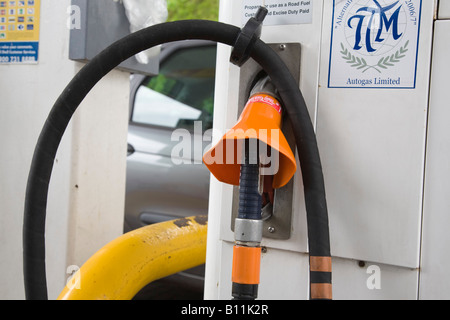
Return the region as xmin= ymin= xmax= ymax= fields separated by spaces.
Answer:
xmin=131 ymin=45 xmax=217 ymax=132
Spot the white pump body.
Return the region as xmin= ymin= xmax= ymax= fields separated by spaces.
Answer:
xmin=204 ymin=0 xmax=450 ymax=299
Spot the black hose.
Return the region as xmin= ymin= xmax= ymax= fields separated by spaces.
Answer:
xmin=23 ymin=19 xmax=331 ymax=300
xmin=233 ymin=139 xmax=262 ymax=300
xmin=238 ymin=139 xmax=262 ymax=221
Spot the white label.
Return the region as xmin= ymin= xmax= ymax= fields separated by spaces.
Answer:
xmin=242 ymin=0 xmax=313 ymax=26
xmin=328 ymin=0 xmax=422 ymax=89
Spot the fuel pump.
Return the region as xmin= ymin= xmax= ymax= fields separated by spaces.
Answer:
xmin=23 ymin=6 xmax=332 ymax=300
xmin=203 ymin=75 xmax=297 ymax=299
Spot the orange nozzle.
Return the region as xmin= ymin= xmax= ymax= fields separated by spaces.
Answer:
xmin=202 ymin=93 xmax=297 ymax=189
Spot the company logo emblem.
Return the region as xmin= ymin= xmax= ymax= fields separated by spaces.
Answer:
xmin=348 ymin=0 xmax=403 ymax=53
xmin=329 ymin=0 xmax=421 ymax=88
xmin=341 ymin=0 xmax=409 ymax=72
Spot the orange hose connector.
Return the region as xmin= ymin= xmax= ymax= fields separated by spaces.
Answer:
xmin=232 ymin=246 xmax=261 ymax=285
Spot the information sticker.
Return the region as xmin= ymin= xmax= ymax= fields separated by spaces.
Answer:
xmin=0 ymin=0 xmax=40 ymax=64
xmin=328 ymin=0 xmax=422 ymax=89
xmin=242 ymin=0 xmax=313 ymax=26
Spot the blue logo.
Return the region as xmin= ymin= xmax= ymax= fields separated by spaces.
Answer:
xmin=348 ymin=0 xmax=403 ymax=53
xmin=345 ymin=0 xmax=406 ymax=56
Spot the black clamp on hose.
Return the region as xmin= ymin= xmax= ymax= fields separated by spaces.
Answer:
xmin=230 ymin=6 xmax=268 ymax=66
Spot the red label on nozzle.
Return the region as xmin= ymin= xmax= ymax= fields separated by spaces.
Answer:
xmin=246 ymin=94 xmax=282 ymax=114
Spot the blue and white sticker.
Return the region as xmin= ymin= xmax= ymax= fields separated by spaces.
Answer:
xmin=328 ymin=0 xmax=422 ymax=89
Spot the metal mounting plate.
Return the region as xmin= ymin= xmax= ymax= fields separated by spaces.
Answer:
xmin=231 ymin=43 xmax=301 ymax=240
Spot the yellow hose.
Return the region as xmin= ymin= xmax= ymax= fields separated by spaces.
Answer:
xmin=57 ymin=215 xmax=207 ymax=300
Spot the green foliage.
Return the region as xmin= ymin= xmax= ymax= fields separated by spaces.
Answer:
xmin=167 ymin=0 xmax=219 ymax=22
xmin=148 ymin=74 xmax=178 ymax=96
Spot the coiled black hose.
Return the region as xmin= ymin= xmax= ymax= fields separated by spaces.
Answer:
xmin=23 ymin=19 xmax=331 ymax=300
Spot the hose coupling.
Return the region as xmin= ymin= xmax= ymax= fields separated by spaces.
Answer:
xmin=234 ymin=218 xmax=263 ymax=245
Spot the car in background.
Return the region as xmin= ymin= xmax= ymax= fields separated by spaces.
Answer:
xmin=124 ymin=40 xmax=217 ymax=299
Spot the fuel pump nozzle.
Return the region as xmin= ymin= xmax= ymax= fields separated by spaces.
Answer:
xmin=202 ymin=75 xmax=297 ymax=189
xmin=203 ymin=75 xmax=297 ymax=299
